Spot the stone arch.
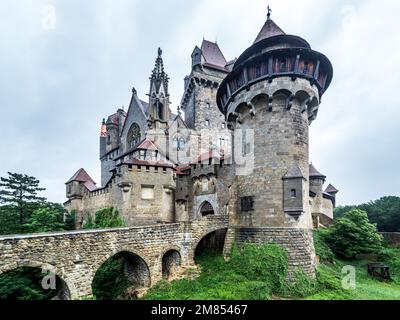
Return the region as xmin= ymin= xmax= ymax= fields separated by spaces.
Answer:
xmin=0 ymin=260 xmax=77 ymax=300
xmin=161 ymin=248 xmax=182 ymax=280
xmin=91 ymin=249 xmax=152 ymax=297
xmin=198 ymin=201 xmax=215 ymax=217
xmin=192 ymin=228 xmax=228 ymax=261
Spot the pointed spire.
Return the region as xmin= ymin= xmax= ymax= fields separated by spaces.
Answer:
xmin=150 ymin=47 xmax=169 ymax=95
xmin=253 ymin=8 xmax=285 ymax=44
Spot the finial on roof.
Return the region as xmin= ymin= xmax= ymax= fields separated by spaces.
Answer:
xmin=267 ymin=5 xmax=272 ymax=20
xmin=177 ymin=105 xmax=181 ymax=116
xmin=158 ymin=47 xmax=162 ymax=57
xmin=102 ymin=118 xmax=106 ymax=125
xmin=132 ymin=87 xmax=137 ymax=95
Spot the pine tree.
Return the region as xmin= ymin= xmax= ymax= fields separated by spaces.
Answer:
xmin=0 ymin=172 xmax=46 ymax=225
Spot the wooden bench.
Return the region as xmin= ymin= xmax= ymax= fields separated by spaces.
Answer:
xmin=367 ymin=263 xmax=391 ymax=280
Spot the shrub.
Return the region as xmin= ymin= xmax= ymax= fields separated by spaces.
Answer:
xmin=227 ymin=243 xmax=288 ymax=293
xmin=83 ymin=207 xmax=126 ymax=230
xmin=324 ymin=209 xmax=383 ymax=259
xmin=313 ymin=229 xmax=335 ymax=263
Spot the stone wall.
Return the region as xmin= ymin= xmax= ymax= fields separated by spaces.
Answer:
xmin=223 ymin=227 xmax=316 ymax=277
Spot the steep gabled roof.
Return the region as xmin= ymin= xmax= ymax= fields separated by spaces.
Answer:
xmin=201 ymin=40 xmax=228 ymax=72
xmin=135 ymin=138 xmax=159 ymax=151
xmin=66 ymin=168 xmax=97 ymax=191
xmin=309 ymin=164 xmax=327 ymax=179
xmin=253 ymin=18 xmax=285 ymax=44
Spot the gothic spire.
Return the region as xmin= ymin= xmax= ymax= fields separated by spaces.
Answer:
xmin=150 ymin=47 xmax=169 ymax=95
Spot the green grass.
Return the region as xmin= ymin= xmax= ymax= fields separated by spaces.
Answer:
xmin=144 ymin=246 xmax=400 ymax=301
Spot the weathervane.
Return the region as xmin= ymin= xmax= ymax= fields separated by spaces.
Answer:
xmin=267 ymin=5 xmax=272 ymax=19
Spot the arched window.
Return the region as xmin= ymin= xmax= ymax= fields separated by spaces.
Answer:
xmin=156 ymin=101 xmax=164 ymax=120
xmin=127 ymin=123 xmax=141 ymax=149
xmin=173 ymin=136 xmax=186 ymax=151
xmin=200 ymin=201 xmax=214 ymax=217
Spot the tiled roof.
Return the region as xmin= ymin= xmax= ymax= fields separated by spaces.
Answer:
xmin=309 ymin=164 xmax=327 ymax=179
xmin=254 ymin=18 xmax=285 ymax=44
xmin=136 ymin=138 xmax=159 ymax=151
xmin=201 ymin=40 xmax=228 ymax=71
xmin=66 ymin=168 xmax=97 ymax=191
xmin=325 ymin=184 xmax=339 ymax=194
xmin=106 ymin=110 xmax=127 ymax=127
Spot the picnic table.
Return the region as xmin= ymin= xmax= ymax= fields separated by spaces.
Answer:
xmin=367 ymin=263 xmax=391 ymax=280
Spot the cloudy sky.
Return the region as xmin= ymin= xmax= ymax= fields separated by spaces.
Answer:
xmin=0 ymin=0 xmax=399 ymax=205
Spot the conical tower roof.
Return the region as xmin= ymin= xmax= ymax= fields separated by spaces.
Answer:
xmin=325 ymin=184 xmax=339 ymax=194
xmin=309 ymin=164 xmax=327 ymax=179
xmin=254 ymin=17 xmax=285 ymax=44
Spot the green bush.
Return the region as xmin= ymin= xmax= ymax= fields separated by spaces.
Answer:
xmin=313 ymin=229 xmax=335 ymax=263
xmin=83 ymin=207 xmax=126 ymax=230
xmin=229 ymin=243 xmax=288 ymax=293
xmin=0 ymin=267 xmax=58 ymax=300
xmin=92 ymin=254 xmax=130 ymax=300
xmin=324 ymin=209 xmax=383 ymax=259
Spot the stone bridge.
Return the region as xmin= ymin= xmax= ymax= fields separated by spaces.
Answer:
xmin=0 ymin=216 xmax=228 ymax=299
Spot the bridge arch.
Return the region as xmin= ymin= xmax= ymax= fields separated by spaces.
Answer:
xmin=0 ymin=260 xmax=77 ymax=300
xmin=91 ymin=250 xmax=151 ymax=300
xmin=192 ymin=228 xmax=228 ymax=262
xmin=161 ymin=248 xmax=182 ymax=280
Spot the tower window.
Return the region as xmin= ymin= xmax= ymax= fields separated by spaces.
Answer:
xmin=205 ymin=120 xmax=210 ymax=127
xmin=255 ymin=66 xmax=261 ymax=77
xmin=280 ymin=59 xmax=287 ymax=72
xmin=303 ymin=62 xmax=309 ymax=74
xmin=206 ymin=102 xmax=211 ymax=109
xmin=222 ymin=123 xmax=226 ymax=129
xmin=291 ymin=189 xmax=297 ymax=198
xmin=241 ymin=196 xmax=254 ymax=212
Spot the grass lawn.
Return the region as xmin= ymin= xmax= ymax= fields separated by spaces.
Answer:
xmin=144 ymin=246 xmax=400 ymax=301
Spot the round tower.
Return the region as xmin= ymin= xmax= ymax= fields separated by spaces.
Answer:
xmin=217 ymin=12 xmax=333 ymax=230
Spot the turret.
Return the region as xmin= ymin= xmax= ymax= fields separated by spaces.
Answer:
xmin=216 ymin=11 xmax=333 ymax=229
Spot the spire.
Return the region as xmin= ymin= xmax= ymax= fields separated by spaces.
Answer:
xmin=150 ymin=47 xmax=169 ymax=95
xmin=253 ymin=9 xmax=285 ymax=44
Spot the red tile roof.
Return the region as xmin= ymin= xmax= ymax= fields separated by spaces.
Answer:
xmin=254 ymin=18 xmax=285 ymax=44
xmin=66 ymin=168 xmax=97 ymax=191
xmin=136 ymin=138 xmax=159 ymax=151
xmin=106 ymin=110 xmax=127 ymax=127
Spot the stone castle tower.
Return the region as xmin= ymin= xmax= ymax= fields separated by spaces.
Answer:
xmin=217 ymin=12 xmax=333 ymax=275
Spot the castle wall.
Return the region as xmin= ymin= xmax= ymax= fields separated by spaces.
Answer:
xmin=223 ymin=227 xmax=316 ymax=277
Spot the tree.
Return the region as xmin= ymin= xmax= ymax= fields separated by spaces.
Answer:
xmin=334 ymin=196 xmax=400 ymax=232
xmin=0 ymin=172 xmax=46 ymax=225
xmin=325 ymin=209 xmax=383 ymax=258
xmin=23 ymin=204 xmax=66 ymax=233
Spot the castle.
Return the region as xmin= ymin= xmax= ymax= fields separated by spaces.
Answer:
xmin=64 ymin=11 xmax=338 ymax=271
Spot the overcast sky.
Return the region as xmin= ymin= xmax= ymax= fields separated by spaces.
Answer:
xmin=0 ymin=0 xmax=399 ymax=206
